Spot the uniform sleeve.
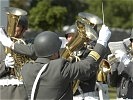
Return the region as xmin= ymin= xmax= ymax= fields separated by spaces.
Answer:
xmin=0 ymin=43 xmax=9 ymax=77
xmin=107 ymin=63 xmax=119 ymax=87
xmin=14 ymin=43 xmax=36 ymax=60
xmin=124 ymin=62 xmax=133 ymax=78
xmin=61 ymin=43 xmax=107 ymax=81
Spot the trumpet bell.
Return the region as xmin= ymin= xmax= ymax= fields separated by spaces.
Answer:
xmin=99 ymin=59 xmax=110 ymax=69
xmin=85 ymin=24 xmax=98 ymax=41
xmin=97 ymin=71 xmax=107 ymax=82
xmin=97 ymin=59 xmax=111 ymax=82
xmin=76 ymin=18 xmax=98 ymax=41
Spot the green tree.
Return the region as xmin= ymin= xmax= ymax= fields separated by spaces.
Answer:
xmin=85 ymin=0 xmax=133 ymax=29
xmin=29 ymin=0 xmax=67 ymax=31
xmin=10 ymin=0 xmax=29 ymax=11
xmin=10 ymin=0 xmax=133 ymax=30
xmin=29 ymin=0 xmax=89 ymax=32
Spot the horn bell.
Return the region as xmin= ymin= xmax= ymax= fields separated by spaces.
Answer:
xmin=4 ymin=7 xmax=27 ymax=16
xmin=85 ymin=24 xmax=98 ymax=41
xmin=78 ymin=12 xmax=102 ymax=25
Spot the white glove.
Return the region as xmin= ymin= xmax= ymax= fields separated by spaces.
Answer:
xmin=0 ymin=28 xmax=13 ymax=48
xmin=115 ymin=50 xmax=130 ymax=66
xmin=5 ymin=53 xmax=15 ymax=68
xmin=107 ymin=54 xmax=114 ymax=60
xmin=103 ymin=67 xmax=110 ymax=73
xmin=97 ymin=25 xmax=111 ymax=47
xmin=59 ymin=37 xmax=68 ymax=48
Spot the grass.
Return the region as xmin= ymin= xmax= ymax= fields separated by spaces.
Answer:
xmin=108 ymin=86 xmax=117 ymax=100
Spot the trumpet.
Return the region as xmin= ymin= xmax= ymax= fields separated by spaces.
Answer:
xmin=97 ymin=54 xmax=117 ymax=82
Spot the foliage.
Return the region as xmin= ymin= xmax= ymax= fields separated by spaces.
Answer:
xmin=10 ymin=0 xmax=29 ymax=11
xmin=29 ymin=0 xmax=67 ymax=31
xmin=10 ymin=0 xmax=133 ymax=31
xmin=85 ymin=0 xmax=133 ymax=29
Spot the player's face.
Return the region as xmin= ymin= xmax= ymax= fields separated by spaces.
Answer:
xmin=14 ymin=25 xmax=24 ymax=38
xmin=67 ymin=33 xmax=75 ymax=42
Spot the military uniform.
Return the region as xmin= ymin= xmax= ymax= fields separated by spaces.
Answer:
xmin=108 ymin=37 xmax=133 ymax=99
xmin=21 ymin=43 xmax=106 ymax=100
xmin=0 ymin=42 xmax=28 ymax=100
xmin=108 ymin=59 xmax=133 ymax=99
xmin=13 ymin=42 xmax=37 ymax=60
xmin=73 ymin=44 xmax=99 ymax=100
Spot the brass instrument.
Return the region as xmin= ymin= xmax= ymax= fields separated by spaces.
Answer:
xmin=61 ymin=17 xmax=98 ymax=60
xmin=4 ymin=7 xmax=27 ymax=37
xmin=97 ymin=54 xmax=117 ymax=82
xmin=4 ymin=7 xmax=30 ymax=80
xmin=61 ymin=17 xmax=98 ymax=94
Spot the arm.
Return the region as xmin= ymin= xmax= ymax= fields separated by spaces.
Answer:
xmin=0 ymin=43 xmax=14 ymax=77
xmin=0 ymin=43 xmax=7 ymax=77
xmin=114 ymin=50 xmax=133 ymax=78
xmin=107 ymin=62 xmax=119 ymax=87
xmin=13 ymin=43 xmax=36 ymax=57
xmin=124 ymin=62 xmax=133 ymax=78
xmin=62 ymin=25 xmax=111 ymax=80
xmin=0 ymin=28 xmax=36 ymax=60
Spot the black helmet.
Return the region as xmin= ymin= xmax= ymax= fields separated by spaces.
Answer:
xmin=34 ymin=31 xmax=62 ymax=57
xmin=18 ymin=15 xmax=28 ymax=29
xmin=65 ymin=25 xmax=77 ymax=38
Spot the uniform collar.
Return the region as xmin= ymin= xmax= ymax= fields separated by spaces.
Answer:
xmin=35 ymin=57 xmax=50 ymax=64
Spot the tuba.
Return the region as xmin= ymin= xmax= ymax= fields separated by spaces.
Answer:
xmin=4 ymin=7 xmax=30 ymax=80
xmin=61 ymin=16 xmax=98 ymax=94
xmin=4 ymin=7 xmax=27 ymax=37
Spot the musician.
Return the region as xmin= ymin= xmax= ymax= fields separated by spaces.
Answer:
xmin=0 ymin=15 xmax=29 ymax=100
xmin=65 ymin=24 xmax=77 ymax=42
xmin=72 ymin=12 xmax=110 ymax=100
xmin=64 ymin=24 xmax=97 ymax=99
xmin=107 ymin=33 xmax=133 ymax=99
xmin=21 ymin=24 xmax=111 ymax=99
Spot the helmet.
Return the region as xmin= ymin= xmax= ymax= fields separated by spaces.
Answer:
xmin=34 ymin=31 xmax=62 ymax=57
xmin=65 ymin=25 xmax=77 ymax=38
xmin=18 ymin=15 xmax=28 ymax=29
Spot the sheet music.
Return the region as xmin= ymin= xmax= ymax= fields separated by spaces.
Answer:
xmin=108 ymin=41 xmax=127 ymax=54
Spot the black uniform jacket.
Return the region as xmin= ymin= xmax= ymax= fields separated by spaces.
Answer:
xmin=74 ymin=46 xmax=97 ymax=95
xmin=21 ymin=43 xmax=106 ymax=100
xmin=108 ymin=61 xmax=133 ymax=99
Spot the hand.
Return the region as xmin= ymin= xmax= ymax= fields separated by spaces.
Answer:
xmin=5 ymin=53 xmax=15 ymax=68
xmin=107 ymin=54 xmax=114 ymax=60
xmin=115 ymin=50 xmax=130 ymax=66
xmin=0 ymin=28 xmax=13 ymax=48
xmin=97 ymin=25 xmax=111 ymax=47
xmin=103 ymin=67 xmax=110 ymax=73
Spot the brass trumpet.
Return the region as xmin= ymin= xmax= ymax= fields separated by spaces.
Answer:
xmin=97 ymin=54 xmax=117 ymax=82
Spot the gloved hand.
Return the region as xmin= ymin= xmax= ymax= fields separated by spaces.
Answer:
xmin=5 ymin=53 xmax=15 ymax=68
xmin=107 ymin=54 xmax=114 ymax=61
xmin=97 ymin=25 xmax=111 ymax=47
xmin=115 ymin=50 xmax=130 ymax=66
xmin=0 ymin=28 xmax=13 ymax=48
